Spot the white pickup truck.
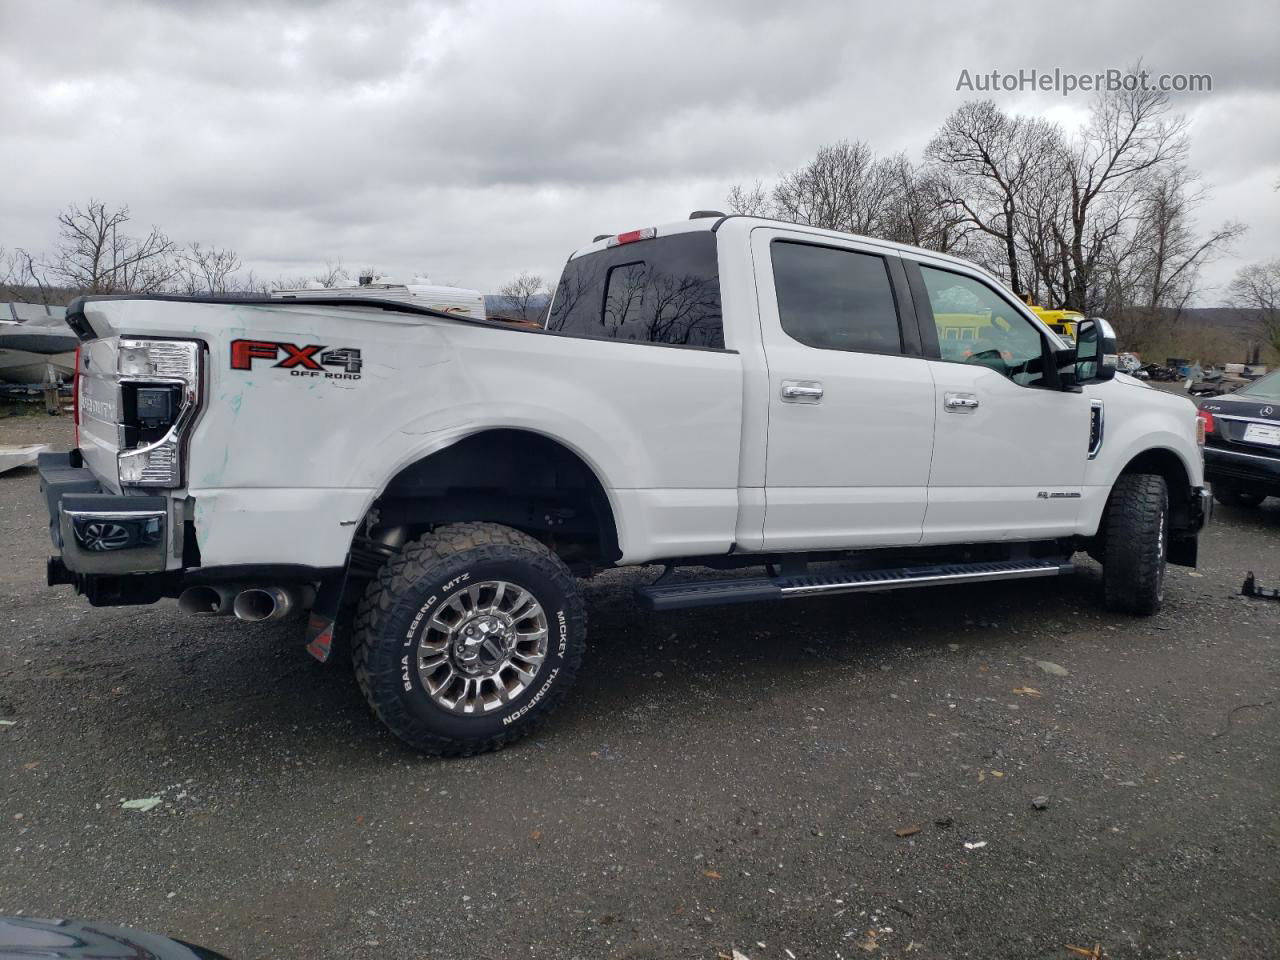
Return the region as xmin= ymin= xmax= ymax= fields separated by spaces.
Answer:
xmin=39 ymin=214 xmax=1210 ymax=755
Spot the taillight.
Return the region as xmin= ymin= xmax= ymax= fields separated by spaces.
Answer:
xmin=1196 ymin=409 xmax=1213 ymax=444
xmin=72 ymin=345 xmax=82 ymax=449
xmin=115 ymin=339 xmax=202 ymax=488
xmin=607 ymin=227 xmax=657 ymax=247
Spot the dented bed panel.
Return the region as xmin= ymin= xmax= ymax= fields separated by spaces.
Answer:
xmin=74 ymin=296 xmax=746 ymax=565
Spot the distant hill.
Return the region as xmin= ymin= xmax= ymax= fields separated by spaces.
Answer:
xmin=1180 ymin=307 xmax=1265 ymax=333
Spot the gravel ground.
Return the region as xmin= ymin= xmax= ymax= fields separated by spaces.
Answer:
xmin=0 ymin=411 xmax=1277 ymax=960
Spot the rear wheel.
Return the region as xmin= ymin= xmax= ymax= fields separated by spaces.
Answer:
xmin=1212 ymin=483 xmax=1267 ymax=508
xmin=352 ymin=522 xmax=586 ymax=756
xmin=1101 ymin=473 xmax=1168 ymax=616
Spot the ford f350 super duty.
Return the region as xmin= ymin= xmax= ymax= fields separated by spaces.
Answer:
xmin=38 ymin=214 xmax=1210 ymax=755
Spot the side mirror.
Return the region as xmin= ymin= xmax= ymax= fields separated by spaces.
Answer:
xmin=1074 ymin=317 xmax=1118 ymax=385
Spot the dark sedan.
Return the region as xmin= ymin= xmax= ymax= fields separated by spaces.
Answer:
xmin=1197 ymin=370 xmax=1280 ymax=506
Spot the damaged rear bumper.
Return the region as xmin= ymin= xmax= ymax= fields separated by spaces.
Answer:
xmin=40 ymin=451 xmax=179 ymax=605
xmin=40 ymin=451 xmax=171 ymax=576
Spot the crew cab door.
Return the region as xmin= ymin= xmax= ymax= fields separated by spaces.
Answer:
xmin=904 ymin=259 xmax=1092 ymax=543
xmin=752 ymin=229 xmax=936 ymax=550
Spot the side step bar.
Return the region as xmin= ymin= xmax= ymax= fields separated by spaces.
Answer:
xmin=635 ymin=558 xmax=1074 ymax=612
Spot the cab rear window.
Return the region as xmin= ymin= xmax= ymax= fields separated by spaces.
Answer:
xmin=547 ymin=232 xmax=724 ymax=349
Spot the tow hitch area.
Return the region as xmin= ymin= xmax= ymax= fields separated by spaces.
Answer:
xmin=1241 ymin=572 xmax=1280 ymax=602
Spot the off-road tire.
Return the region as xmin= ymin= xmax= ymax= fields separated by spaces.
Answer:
xmin=1212 ymin=484 xmax=1266 ymax=508
xmin=352 ymin=522 xmax=586 ymax=756
xmin=1101 ymin=473 xmax=1168 ymax=616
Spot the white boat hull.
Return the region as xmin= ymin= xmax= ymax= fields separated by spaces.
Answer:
xmin=0 ymin=443 xmax=51 ymax=474
xmin=0 ymin=349 xmax=75 ymax=384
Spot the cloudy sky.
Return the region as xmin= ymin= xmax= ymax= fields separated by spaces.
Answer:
xmin=2 ymin=0 xmax=1277 ymax=300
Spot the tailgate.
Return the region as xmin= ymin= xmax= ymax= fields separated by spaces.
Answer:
xmin=76 ymin=337 xmax=123 ymax=492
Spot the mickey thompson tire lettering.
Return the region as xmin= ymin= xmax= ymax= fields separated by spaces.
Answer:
xmin=352 ymin=522 xmax=586 ymax=757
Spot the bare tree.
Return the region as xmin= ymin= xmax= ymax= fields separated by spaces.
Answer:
xmin=178 ymin=242 xmax=243 ymax=295
xmin=878 ymin=156 xmax=973 ymax=253
xmin=499 ymin=270 xmax=547 ymax=324
xmin=313 ymin=260 xmax=350 ymax=288
xmin=1055 ymin=71 xmax=1190 ymax=311
xmin=1 ymin=246 xmax=58 ymax=305
xmin=269 ymin=260 xmax=351 ymax=292
xmin=725 ymin=180 xmax=773 ymax=217
xmin=49 ymin=200 xmax=180 ymax=294
xmin=1013 ymin=147 xmax=1075 ymax=307
xmin=927 ymin=100 xmax=1064 ymax=297
xmin=768 ymin=140 xmax=900 ymax=235
xmin=236 ymin=270 xmax=274 ymax=296
xmin=1228 ymin=259 xmax=1280 ymax=356
xmin=1134 ymin=166 xmax=1243 ymax=318
xmin=729 ymin=152 xmax=973 ymax=255
xmin=0 ymin=247 xmax=26 ymax=302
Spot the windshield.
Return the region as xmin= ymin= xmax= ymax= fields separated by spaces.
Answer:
xmin=1236 ymin=370 xmax=1280 ymax=402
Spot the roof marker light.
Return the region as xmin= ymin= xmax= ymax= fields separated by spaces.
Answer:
xmin=607 ymin=228 xmax=657 ymax=247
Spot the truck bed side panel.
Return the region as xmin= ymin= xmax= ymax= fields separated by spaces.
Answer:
xmin=77 ymin=299 xmax=744 ymax=566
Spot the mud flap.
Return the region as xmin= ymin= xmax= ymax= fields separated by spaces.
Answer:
xmin=1168 ymin=486 xmax=1209 ymax=568
xmin=1168 ymin=536 xmax=1198 ymax=568
xmin=305 ymin=569 xmax=348 ymax=663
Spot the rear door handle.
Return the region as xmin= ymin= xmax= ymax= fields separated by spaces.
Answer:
xmin=781 ymin=380 xmax=823 ymax=403
xmin=944 ymin=392 xmax=979 ymax=412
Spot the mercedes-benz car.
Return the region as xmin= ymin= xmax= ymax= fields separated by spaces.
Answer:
xmin=1197 ymin=370 xmax=1280 ymax=506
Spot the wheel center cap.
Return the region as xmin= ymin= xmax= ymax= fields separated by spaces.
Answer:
xmin=453 ymin=615 xmax=512 ymax=673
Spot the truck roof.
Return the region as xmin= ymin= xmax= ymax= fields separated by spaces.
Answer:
xmin=569 ymin=215 xmax=979 ymax=273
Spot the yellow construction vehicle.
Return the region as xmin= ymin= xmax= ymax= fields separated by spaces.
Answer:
xmin=1026 ymin=303 xmax=1084 ymax=345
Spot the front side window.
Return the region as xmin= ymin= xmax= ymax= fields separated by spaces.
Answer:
xmin=547 ymin=232 xmax=723 ymax=348
xmin=919 ymin=266 xmax=1047 ymax=386
xmin=771 ymin=241 xmax=903 ymax=355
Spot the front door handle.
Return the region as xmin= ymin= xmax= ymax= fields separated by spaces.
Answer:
xmin=781 ymin=380 xmax=823 ymax=403
xmin=944 ymin=392 xmax=979 ymax=412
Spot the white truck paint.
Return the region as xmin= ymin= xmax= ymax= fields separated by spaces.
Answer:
xmin=58 ymin=217 xmax=1204 ymax=572
xmin=38 ymin=214 xmax=1213 ymax=753
xmin=271 ymin=281 xmax=487 ymax=318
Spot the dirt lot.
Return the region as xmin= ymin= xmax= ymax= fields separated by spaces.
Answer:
xmin=0 ymin=410 xmax=1276 ymax=960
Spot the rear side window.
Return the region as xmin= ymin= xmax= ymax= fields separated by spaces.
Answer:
xmin=771 ymin=241 xmax=902 ymax=354
xmin=547 ymin=232 xmax=724 ymax=348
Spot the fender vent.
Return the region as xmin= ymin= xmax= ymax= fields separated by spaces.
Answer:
xmin=1089 ymin=400 xmax=1105 ymax=459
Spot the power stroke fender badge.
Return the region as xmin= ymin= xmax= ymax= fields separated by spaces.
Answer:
xmin=230 ymin=339 xmax=363 ymax=379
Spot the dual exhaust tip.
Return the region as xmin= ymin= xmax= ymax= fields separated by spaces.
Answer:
xmin=177 ymin=584 xmax=314 ymax=623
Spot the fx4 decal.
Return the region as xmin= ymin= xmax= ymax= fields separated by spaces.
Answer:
xmin=230 ymin=340 xmax=363 ymax=379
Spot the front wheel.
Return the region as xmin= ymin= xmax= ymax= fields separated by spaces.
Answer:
xmin=1101 ymin=473 xmax=1168 ymax=615
xmin=352 ymin=522 xmax=586 ymax=756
